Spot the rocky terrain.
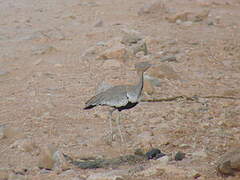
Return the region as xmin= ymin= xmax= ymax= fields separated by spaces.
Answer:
xmin=1 ymin=0 xmax=240 ymax=179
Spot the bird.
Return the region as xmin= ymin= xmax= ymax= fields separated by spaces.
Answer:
xmin=84 ymin=61 xmax=151 ymax=142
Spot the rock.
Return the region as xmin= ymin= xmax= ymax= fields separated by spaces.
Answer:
xmin=0 ymin=168 xmax=9 ymax=180
xmin=182 ymin=21 xmax=193 ymax=26
xmin=143 ymin=79 xmax=155 ymax=95
xmin=146 ymin=148 xmax=165 ymax=160
xmin=175 ymin=151 xmax=186 ymax=161
xmin=100 ymin=44 xmax=127 ymax=61
xmin=136 ymin=164 xmax=186 ymax=177
xmin=12 ymin=138 xmax=38 ymax=153
xmin=157 ymin=155 xmax=170 ymax=165
xmin=53 ymin=151 xmax=71 ymax=171
xmin=0 ymin=126 xmax=25 ymax=140
xmin=130 ymin=40 xmax=148 ymax=55
xmin=193 ymin=10 xmax=209 ymax=22
xmin=166 ymin=12 xmax=191 ymax=23
xmin=217 ymin=147 xmax=240 ymax=176
xmin=94 ymin=20 xmax=103 ymax=27
xmin=32 ymin=45 xmax=57 ymax=55
xmin=121 ymin=29 xmax=142 ymax=46
xmin=187 ymin=170 xmax=201 ymax=178
xmin=87 ymin=170 xmax=125 ymax=180
xmin=138 ymin=0 xmax=166 ymax=15
xmin=158 ymin=56 xmax=177 ymax=62
xmin=148 ymin=64 xmax=180 ymax=80
xmin=38 ymin=144 xmax=57 ymax=170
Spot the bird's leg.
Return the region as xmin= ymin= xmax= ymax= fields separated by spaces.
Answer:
xmin=108 ymin=108 xmax=115 ymax=141
xmin=116 ymin=111 xmax=125 ymax=143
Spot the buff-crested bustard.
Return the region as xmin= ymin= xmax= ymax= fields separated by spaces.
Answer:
xmin=84 ymin=61 xmax=151 ymax=142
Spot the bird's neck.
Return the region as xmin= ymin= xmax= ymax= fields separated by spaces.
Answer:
xmin=136 ymin=71 xmax=144 ymax=93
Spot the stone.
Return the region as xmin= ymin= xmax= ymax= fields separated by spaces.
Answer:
xmin=121 ymin=29 xmax=142 ymax=45
xmin=8 ymin=173 xmax=25 ymax=180
xmin=137 ymin=131 xmax=153 ymax=145
xmin=148 ymin=64 xmax=180 ymax=80
xmin=187 ymin=170 xmax=201 ymax=178
xmin=158 ymin=56 xmax=177 ymax=62
xmin=146 ymin=148 xmax=165 ymax=160
xmin=0 ymin=126 xmax=25 ymax=140
xmin=138 ymin=0 xmax=166 ymax=15
xmin=157 ymin=155 xmax=170 ymax=165
xmin=94 ymin=20 xmax=103 ymax=27
xmin=0 ymin=168 xmax=9 ymax=180
xmin=12 ymin=138 xmax=38 ymax=153
xmin=130 ymin=40 xmax=148 ymax=55
xmin=143 ymin=79 xmax=155 ymax=95
xmin=166 ymin=12 xmax=191 ymax=23
xmin=38 ymin=144 xmax=57 ymax=170
xmin=175 ymin=151 xmax=186 ymax=161
xmin=217 ymin=147 xmax=240 ymax=176
xmin=100 ymin=44 xmax=127 ymax=61
xmin=53 ymin=151 xmax=71 ymax=171
xmin=193 ymin=10 xmax=209 ymax=22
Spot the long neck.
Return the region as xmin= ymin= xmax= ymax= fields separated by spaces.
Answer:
xmin=135 ymin=70 xmax=144 ymax=95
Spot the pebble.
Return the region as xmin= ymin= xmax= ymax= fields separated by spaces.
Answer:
xmin=146 ymin=148 xmax=165 ymax=160
xmin=217 ymin=146 xmax=240 ymax=176
xmin=0 ymin=126 xmax=25 ymax=140
xmin=32 ymin=45 xmax=57 ymax=55
xmin=158 ymin=56 xmax=177 ymax=62
xmin=121 ymin=29 xmax=142 ymax=46
xmin=175 ymin=151 xmax=186 ymax=161
xmin=38 ymin=144 xmax=57 ymax=170
xmin=100 ymin=44 xmax=127 ymax=61
xmin=87 ymin=170 xmax=125 ymax=180
xmin=143 ymin=79 xmax=155 ymax=95
xmin=148 ymin=64 xmax=180 ymax=80
xmin=94 ymin=20 xmax=103 ymax=27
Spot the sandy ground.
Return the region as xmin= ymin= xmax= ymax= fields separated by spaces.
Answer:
xmin=1 ymin=0 xmax=240 ymax=179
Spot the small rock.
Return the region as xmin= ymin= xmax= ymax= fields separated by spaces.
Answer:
xmin=0 ymin=126 xmax=25 ymax=140
xmin=182 ymin=21 xmax=193 ymax=26
xmin=38 ymin=144 xmax=57 ymax=170
xmin=146 ymin=148 xmax=165 ymax=160
xmin=158 ymin=56 xmax=177 ymax=62
xmin=157 ymin=155 xmax=170 ymax=165
xmin=130 ymin=40 xmax=148 ymax=55
xmin=187 ymin=170 xmax=201 ymax=178
xmin=137 ymin=131 xmax=153 ymax=146
xmin=166 ymin=12 xmax=191 ymax=23
xmin=13 ymin=138 xmax=38 ymax=153
xmin=217 ymin=147 xmax=240 ymax=176
xmin=0 ymin=168 xmax=9 ymax=180
xmin=121 ymin=29 xmax=142 ymax=45
xmin=53 ymin=151 xmax=71 ymax=171
xmin=143 ymin=79 xmax=155 ymax=95
xmin=94 ymin=20 xmax=103 ymax=27
xmin=175 ymin=151 xmax=186 ymax=161
xmin=100 ymin=44 xmax=127 ymax=61
xmin=193 ymin=10 xmax=209 ymax=22
xmin=138 ymin=0 xmax=166 ymax=15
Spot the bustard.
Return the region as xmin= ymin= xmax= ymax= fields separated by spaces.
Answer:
xmin=84 ymin=61 xmax=151 ymax=142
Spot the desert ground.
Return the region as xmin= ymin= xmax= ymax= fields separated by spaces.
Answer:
xmin=1 ymin=0 xmax=240 ymax=179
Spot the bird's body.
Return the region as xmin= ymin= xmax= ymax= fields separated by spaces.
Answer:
xmin=84 ymin=61 xmax=151 ymax=142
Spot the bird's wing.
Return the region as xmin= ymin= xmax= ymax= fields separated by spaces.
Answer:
xmin=85 ymin=86 xmax=129 ymax=108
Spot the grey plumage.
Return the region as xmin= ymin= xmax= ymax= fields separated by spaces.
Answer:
xmin=84 ymin=61 xmax=151 ymax=110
